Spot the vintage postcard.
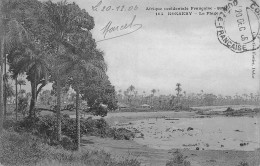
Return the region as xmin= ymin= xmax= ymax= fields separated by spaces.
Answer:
xmin=0 ymin=0 xmax=260 ymax=165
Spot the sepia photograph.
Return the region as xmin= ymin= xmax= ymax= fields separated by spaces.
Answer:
xmin=0 ymin=0 xmax=260 ymax=165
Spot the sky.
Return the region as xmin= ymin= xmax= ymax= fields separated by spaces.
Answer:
xmin=35 ymin=0 xmax=260 ymax=96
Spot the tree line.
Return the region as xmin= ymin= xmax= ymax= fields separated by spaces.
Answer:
xmin=118 ymin=84 xmax=259 ymax=109
xmin=0 ymin=0 xmax=117 ymax=151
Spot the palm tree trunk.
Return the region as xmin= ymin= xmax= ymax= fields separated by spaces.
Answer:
xmin=34 ymin=74 xmax=37 ymax=116
xmin=4 ymin=53 xmax=6 ymax=120
xmin=0 ymin=3 xmax=4 ymax=157
xmin=0 ymin=24 xmax=4 ymax=135
xmin=56 ymin=77 xmax=61 ymax=142
xmin=75 ymin=86 xmax=80 ymax=151
xmin=15 ymin=77 xmax=18 ymax=121
xmin=29 ymin=81 xmax=35 ymax=118
xmin=29 ymin=74 xmax=37 ymax=118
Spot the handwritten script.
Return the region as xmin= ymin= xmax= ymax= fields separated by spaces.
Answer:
xmin=97 ymin=15 xmax=142 ymax=42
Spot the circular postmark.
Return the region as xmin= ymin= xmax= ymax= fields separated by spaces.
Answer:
xmin=215 ymin=0 xmax=260 ymax=53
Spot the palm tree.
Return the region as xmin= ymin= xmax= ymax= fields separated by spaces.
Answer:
xmin=68 ymin=49 xmax=106 ymax=151
xmin=151 ymin=89 xmax=156 ymax=106
xmin=151 ymin=89 xmax=156 ymax=96
xmin=127 ymin=85 xmax=135 ymax=105
xmin=8 ymin=42 xmax=50 ymax=118
xmin=142 ymin=91 xmax=146 ymax=104
xmin=175 ymin=83 xmax=182 ymax=105
xmin=0 ymin=0 xmax=4 ymax=134
xmin=3 ymin=0 xmax=42 ymax=121
xmin=41 ymin=0 xmax=95 ymax=142
xmin=1 ymin=0 xmax=39 ymax=133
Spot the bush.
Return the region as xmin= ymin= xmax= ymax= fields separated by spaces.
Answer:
xmin=14 ymin=116 xmax=40 ymax=132
xmin=61 ymin=117 xmax=85 ymax=142
xmin=35 ymin=115 xmax=56 ymax=141
xmin=60 ymin=135 xmax=76 ymax=151
xmin=166 ymin=150 xmax=191 ymax=166
xmin=11 ymin=115 xmax=135 ymax=150
xmin=95 ymin=118 xmax=110 ymax=137
xmin=81 ymin=118 xmax=135 ymax=140
xmin=3 ymin=118 xmax=16 ymax=130
xmin=225 ymin=107 xmax=235 ymax=112
xmin=18 ymin=96 xmax=29 ymax=117
xmin=81 ymin=118 xmax=111 ymax=137
xmin=110 ymin=128 xmax=135 ymax=140
xmin=90 ymin=104 xmax=108 ymax=117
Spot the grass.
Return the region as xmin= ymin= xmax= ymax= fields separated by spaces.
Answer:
xmin=0 ymin=130 xmax=141 ymax=166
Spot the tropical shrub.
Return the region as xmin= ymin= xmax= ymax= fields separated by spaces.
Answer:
xmin=81 ymin=118 xmax=135 ymax=140
xmin=18 ymin=96 xmax=29 ymax=117
xmin=166 ymin=150 xmax=191 ymax=166
xmin=11 ymin=115 xmax=135 ymax=148
xmin=110 ymin=128 xmax=135 ymax=140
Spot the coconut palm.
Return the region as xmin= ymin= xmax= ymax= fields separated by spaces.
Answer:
xmin=68 ymin=49 xmax=106 ymax=150
xmin=175 ymin=83 xmax=182 ymax=105
xmin=151 ymin=89 xmax=156 ymax=105
xmin=3 ymin=0 xmax=44 ymax=121
xmin=126 ymin=85 xmax=135 ymax=105
xmin=40 ymin=0 xmax=95 ymax=142
xmin=8 ymin=41 xmax=50 ymax=118
xmin=151 ymin=89 xmax=156 ymax=96
xmin=0 ymin=0 xmax=4 ymax=135
xmin=0 ymin=0 xmax=32 ymax=132
xmin=129 ymin=85 xmax=135 ymax=92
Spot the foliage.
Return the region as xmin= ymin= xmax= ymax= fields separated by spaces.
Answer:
xmin=118 ymin=84 xmax=260 ymax=110
xmin=81 ymin=117 xmax=135 ymax=140
xmin=4 ymin=82 xmax=15 ymax=100
xmin=110 ymin=128 xmax=135 ymax=140
xmin=202 ymin=94 xmax=217 ymax=106
xmin=0 ymin=130 xmax=141 ymax=166
xmin=175 ymin=83 xmax=182 ymax=96
xmin=5 ymin=0 xmax=50 ymax=116
xmin=17 ymin=78 xmax=26 ymax=89
xmin=61 ymin=116 xmax=85 ymax=142
xmin=82 ymin=75 xmax=118 ymax=113
xmin=39 ymin=90 xmax=54 ymax=106
xmin=11 ymin=115 xmax=134 ymax=146
xmin=89 ymin=99 xmax=108 ymax=117
xmin=225 ymin=107 xmax=235 ymax=112
xmin=18 ymin=95 xmax=29 ymax=116
xmin=166 ymin=150 xmax=191 ymax=166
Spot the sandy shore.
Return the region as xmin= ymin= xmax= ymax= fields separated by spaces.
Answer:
xmin=81 ymin=107 xmax=260 ymax=166
xmin=82 ymin=136 xmax=260 ymax=166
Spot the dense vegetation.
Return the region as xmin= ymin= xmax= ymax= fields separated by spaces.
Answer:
xmin=118 ymin=84 xmax=259 ymax=110
xmin=0 ymin=130 xmax=140 ymax=166
xmin=0 ymin=0 xmax=120 ymax=165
